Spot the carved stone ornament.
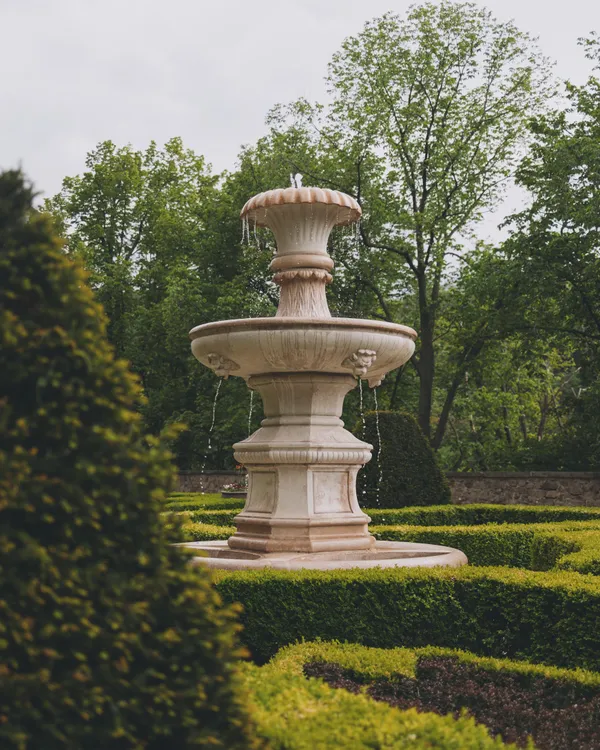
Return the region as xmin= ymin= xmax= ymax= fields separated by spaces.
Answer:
xmin=272 ymin=268 xmax=333 ymax=286
xmin=367 ymin=375 xmax=384 ymax=389
xmin=206 ymin=353 xmax=240 ymax=379
xmin=342 ymin=349 xmax=377 ymax=379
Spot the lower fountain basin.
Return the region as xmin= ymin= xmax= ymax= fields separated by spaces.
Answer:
xmin=179 ymin=540 xmax=468 ymax=571
xmin=190 ymin=317 xmax=416 ymax=386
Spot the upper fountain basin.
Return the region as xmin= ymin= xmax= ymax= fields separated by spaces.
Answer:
xmin=240 ymin=187 xmax=361 ymax=227
xmin=241 ymin=187 xmax=362 ymax=263
xmin=190 ymin=317 xmax=416 ymax=387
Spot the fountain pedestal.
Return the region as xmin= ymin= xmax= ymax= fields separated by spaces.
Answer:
xmin=229 ymin=372 xmax=373 ymax=553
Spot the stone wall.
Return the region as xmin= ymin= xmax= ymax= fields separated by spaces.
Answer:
xmin=448 ymin=472 xmax=600 ymax=507
xmin=177 ymin=471 xmax=241 ymax=494
xmin=177 ymin=470 xmax=600 ymax=506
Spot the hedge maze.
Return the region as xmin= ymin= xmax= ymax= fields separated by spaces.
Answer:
xmin=166 ymin=493 xmax=600 ymax=748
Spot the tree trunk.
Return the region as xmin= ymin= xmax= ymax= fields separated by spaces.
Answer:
xmin=418 ymin=315 xmax=435 ymax=440
xmin=519 ymin=414 xmax=528 ymax=440
xmin=537 ymin=393 xmax=549 ymax=440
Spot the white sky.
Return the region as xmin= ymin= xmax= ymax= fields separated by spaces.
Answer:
xmin=1 ymin=0 xmax=598 ymax=239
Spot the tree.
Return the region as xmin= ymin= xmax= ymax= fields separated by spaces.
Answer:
xmin=0 ymin=170 xmax=258 ymax=748
xmin=507 ymin=35 xmax=600 ymax=346
xmin=45 ymin=138 xmax=219 ymax=359
xmin=268 ymin=1 xmax=552 ymax=447
xmin=45 ymin=140 xmax=267 ymax=470
xmin=499 ymin=35 xmax=600 ymax=468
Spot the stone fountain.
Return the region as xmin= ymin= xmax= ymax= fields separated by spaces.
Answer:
xmin=183 ymin=186 xmax=467 ymax=570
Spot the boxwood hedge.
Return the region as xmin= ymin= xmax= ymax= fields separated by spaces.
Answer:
xmin=242 ymin=661 xmax=516 ymax=748
xmin=269 ymin=641 xmax=600 ymax=749
xmin=0 ymin=172 xmax=258 ymax=749
xmin=356 ymin=411 xmax=451 ymax=508
xmin=214 ymin=566 xmax=600 ymax=668
xmin=172 ymin=501 xmax=600 ymax=574
xmin=269 ymin=640 xmax=600 ymax=689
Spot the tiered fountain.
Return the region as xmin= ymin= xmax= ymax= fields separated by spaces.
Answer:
xmin=183 ymin=185 xmax=467 ymax=571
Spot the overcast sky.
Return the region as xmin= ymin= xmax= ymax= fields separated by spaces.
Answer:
xmin=1 ymin=0 xmax=598 ymax=237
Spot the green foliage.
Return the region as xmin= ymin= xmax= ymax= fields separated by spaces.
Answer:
xmin=44 ymin=140 xmax=268 ymax=472
xmin=468 ymin=35 xmax=600 ymax=471
xmin=373 ymin=522 xmax=586 ymax=569
xmin=184 ymin=516 xmax=600 ymax=572
xmin=267 ymin=642 xmax=600 ymax=749
xmin=215 ymin=565 xmax=600 ymax=668
xmin=549 ymin=530 xmax=600 ymax=575
xmin=368 ymin=503 xmax=600 ymax=526
xmin=270 ymin=640 xmax=600 ymax=690
xmin=242 ymin=661 xmax=516 ymax=749
xmin=163 ymin=493 xmax=245 ymax=512
xmin=269 ymin=2 xmax=552 ymax=444
xmin=168 ymin=496 xmax=600 ymax=573
xmin=176 ymin=519 xmax=233 ymax=542
xmin=0 ymin=171 xmax=257 ymax=749
xmin=357 ymin=411 xmax=451 ymax=507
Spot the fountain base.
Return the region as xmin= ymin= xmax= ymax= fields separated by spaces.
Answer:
xmin=180 ymin=540 xmax=468 ymax=571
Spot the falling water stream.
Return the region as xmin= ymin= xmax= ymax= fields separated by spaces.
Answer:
xmin=373 ymin=386 xmax=383 ymax=507
xmin=358 ymin=378 xmax=367 ymax=504
xmin=247 ymin=389 xmax=254 ymax=436
xmin=199 ymin=378 xmax=223 ymax=493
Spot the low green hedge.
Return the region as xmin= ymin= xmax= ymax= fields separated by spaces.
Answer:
xmin=270 ymin=640 xmax=600 ymax=688
xmin=175 ymin=501 xmax=600 ymax=528
xmin=173 ymin=515 xmax=232 ymax=541
xmin=267 ymin=641 xmax=600 ymax=749
xmin=176 ymin=519 xmax=600 ymax=571
xmin=166 ymin=495 xmax=600 ymax=572
xmin=372 ymin=521 xmax=600 ymax=570
xmin=163 ymin=493 xmax=245 ymax=512
xmin=242 ymin=662 xmax=516 ymax=749
xmin=186 ymin=509 xmax=240 ymax=525
xmin=214 ymin=566 xmax=600 ymax=668
xmin=550 ymin=529 xmax=600 ymax=575
xmin=368 ymin=503 xmax=600 ymax=525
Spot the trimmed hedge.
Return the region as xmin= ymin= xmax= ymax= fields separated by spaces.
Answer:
xmin=214 ymin=566 xmax=600 ymax=667
xmin=171 ymin=500 xmax=600 ymax=574
xmin=550 ymin=530 xmax=600 ymax=575
xmin=368 ymin=503 xmax=600 ymax=526
xmin=181 ymin=520 xmax=600 ymax=573
xmin=164 ymin=493 xmax=244 ymax=512
xmin=242 ymin=662 xmax=516 ymax=749
xmin=177 ymin=518 xmax=233 ymax=542
xmin=178 ymin=502 xmax=600 ymax=529
xmin=272 ymin=642 xmax=600 ymax=749
xmin=175 ymin=500 xmax=600 ymax=527
xmin=187 ymin=509 xmax=240 ymax=525
xmin=356 ymin=411 xmax=451 ymax=507
xmin=372 ymin=521 xmax=600 ymax=570
xmin=270 ymin=640 xmax=600 ymax=687
xmin=0 ymin=172 xmax=257 ymax=749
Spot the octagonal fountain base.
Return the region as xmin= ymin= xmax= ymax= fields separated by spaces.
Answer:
xmin=180 ymin=540 xmax=468 ymax=571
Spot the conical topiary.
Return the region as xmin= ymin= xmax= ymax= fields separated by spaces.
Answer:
xmin=0 ymin=170 xmax=258 ymax=749
xmin=356 ymin=411 xmax=451 ymax=508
